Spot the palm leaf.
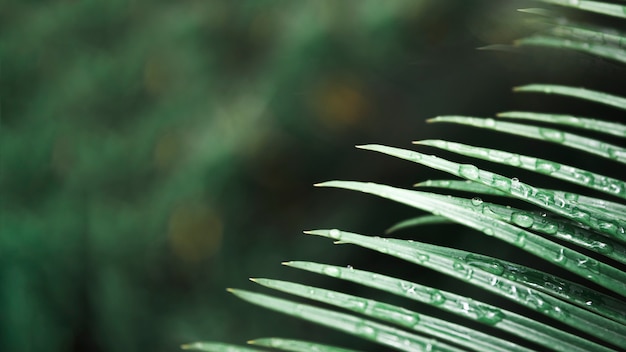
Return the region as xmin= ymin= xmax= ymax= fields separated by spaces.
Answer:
xmin=190 ymin=1 xmax=626 ymax=351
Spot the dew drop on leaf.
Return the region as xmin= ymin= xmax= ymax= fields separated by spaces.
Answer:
xmin=474 ymin=303 xmax=505 ymax=325
xmin=515 ymin=232 xmax=526 ymax=247
xmin=429 ymin=291 xmax=446 ymax=305
xmin=471 ymin=197 xmax=483 ymax=206
xmin=329 ymin=229 xmax=341 ymax=239
xmin=322 ymin=266 xmax=341 ymax=277
xmin=465 ymin=254 xmax=505 ymax=275
xmin=539 ymin=128 xmax=565 ymax=142
xmin=535 ymin=160 xmax=559 ymax=174
xmin=511 ymin=213 xmax=534 ymax=228
xmin=459 ymin=165 xmax=480 ymax=180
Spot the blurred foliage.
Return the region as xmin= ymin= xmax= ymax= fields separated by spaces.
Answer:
xmin=2 ymin=1 xmax=623 ymax=352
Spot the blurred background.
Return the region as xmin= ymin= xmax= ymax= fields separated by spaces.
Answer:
xmin=2 ymin=1 xmax=625 ymax=351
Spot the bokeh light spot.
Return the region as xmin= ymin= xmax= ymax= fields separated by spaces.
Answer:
xmin=168 ymin=203 xmax=222 ymax=263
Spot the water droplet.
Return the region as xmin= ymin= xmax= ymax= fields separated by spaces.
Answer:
xmin=347 ymin=265 xmax=353 ymax=270
xmin=453 ymin=261 xmax=474 ymax=280
xmin=599 ymin=221 xmax=620 ymax=237
xmin=571 ymin=209 xmax=590 ymax=222
xmin=429 ymin=291 xmax=446 ymax=305
xmin=484 ymin=118 xmax=496 ymax=127
xmin=511 ymin=177 xmax=520 ymax=189
xmin=535 ymin=160 xmax=559 ymax=174
xmin=409 ymin=152 xmax=422 ymax=161
xmin=417 ymin=254 xmax=429 ymax=262
xmin=540 ymin=212 xmax=547 ymax=217
xmin=539 ymin=128 xmax=564 ymax=142
xmin=515 ymin=232 xmax=526 ymax=247
xmin=474 ymin=304 xmax=505 ymax=325
xmin=471 ymin=197 xmax=483 ymax=206
xmin=322 ymin=266 xmax=341 ymax=277
xmin=328 ymin=229 xmax=341 ymax=239
xmin=355 ymin=324 xmax=376 ymax=337
xmin=483 ymin=228 xmax=495 ymax=236
xmin=590 ymin=240 xmax=614 ymax=254
xmin=555 ymin=248 xmax=566 ymax=263
xmin=554 ymin=197 xmax=566 ymax=208
xmin=402 ymin=283 xmax=417 ymax=295
xmin=511 ymin=213 xmax=534 ymax=228
xmin=572 ymin=171 xmax=592 ymax=184
xmin=459 ymin=165 xmax=480 ymax=180
xmin=465 ymin=254 xmax=505 ymax=275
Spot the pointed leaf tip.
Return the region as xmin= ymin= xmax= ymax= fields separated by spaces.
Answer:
xmin=314 ymin=181 xmax=335 ymax=187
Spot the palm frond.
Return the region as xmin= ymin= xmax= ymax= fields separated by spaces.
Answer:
xmin=190 ymin=1 xmax=626 ymax=351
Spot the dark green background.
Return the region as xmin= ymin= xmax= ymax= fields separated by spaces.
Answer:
xmin=2 ymin=1 xmax=625 ymax=351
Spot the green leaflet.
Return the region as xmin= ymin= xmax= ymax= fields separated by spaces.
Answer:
xmin=513 ymin=84 xmax=626 ymax=110
xmin=188 ymin=3 xmax=626 ymax=351
xmin=181 ymin=342 xmax=262 ymax=352
xmin=427 ymin=116 xmax=626 ymax=164
xmin=415 ymin=180 xmax=509 ymax=196
xmin=315 ymin=180 xmax=626 ymax=296
xmin=516 ymin=35 xmax=626 ymax=64
xmin=305 ymin=229 xmax=626 ymax=349
xmin=386 ymin=215 xmax=452 ymax=233
xmin=497 ymin=111 xmax=626 ymax=138
xmin=249 ymin=338 xmax=361 ymax=352
xmin=251 ymin=278 xmax=532 ymax=352
xmin=414 ymin=243 xmax=626 ymax=325
xmin=416 ymin=179 xmax=626 ymax=221
xmin=285 ymin=261 xmax=617 ymax=352
xmin=416 ymin=139 xmax=626 ymax=200
xmin=228 ymin=289 xmax=466 ymax=352
xmin=386 ymin=191 xmax=626 ymax=265
xmin=534 ymin=0 xmax=626 ymax=19
xmin=354 ymin=145 xmax=626 ymax=241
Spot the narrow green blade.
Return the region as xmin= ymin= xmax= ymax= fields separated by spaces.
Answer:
xmin=315 ymin=181 xmax=626 ymax=294
xmin=285 ymin=261 xmax=618 ymax=352
xmin=249 ymin=338 xmax=361 ymax=352
xmin=306 ymin=229 xmax=626 ymax=349
xmin=228 ymin=289 xmax=466 ymax=352
xmin=251 ymin=278 xmax=533 ymax=352
xmin=388 ymin=189 xmax=626 ymax=265
xmin=416 ymin=180 xmax=509 ymax=196
xmin=497 ymin=111 xmax=626 ymax=138
xmin=516 ymin=35 xmax=626 ymax=64
xmin=415 ymin=243 xmax=626 ymax=325
xmin=181 ymin=342 xmax=262 ymax=352
xmin=427 ymin=116 xmax=626 ymax=164
xmin=355 ymin=145 xmax=626 ymax=241
xmin=549 ymin=25 xmax=626 ymax=50
xmin=416 ymin=139 xmax=626 ymax=200
xmin=416 ymin=178 xmax=626 ymax=221
xmin=513 ymin=84 xmax=626 ymax=110
xmin=534 ymin=0 xmax=626 ymax=19
xmin=386 ymin=215 xmax=453 ymax=234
